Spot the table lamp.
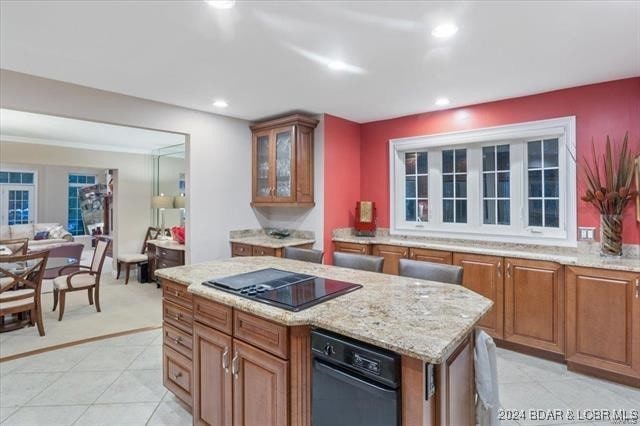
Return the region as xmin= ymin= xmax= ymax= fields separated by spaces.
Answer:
xmin=174 ymin=193 xmax=186 ymax=227
xmin=152 ymin=194 xmax=173 ymax=240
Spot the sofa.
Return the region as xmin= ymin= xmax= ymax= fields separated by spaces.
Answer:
xmin=0 ymin=223 xmax=75 ymax=251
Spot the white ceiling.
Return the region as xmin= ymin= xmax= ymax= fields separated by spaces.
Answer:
xmin=0 ymin=109 xmax=185 ymax=154
xmin=1 ymin=1 xmax=638 ymax=123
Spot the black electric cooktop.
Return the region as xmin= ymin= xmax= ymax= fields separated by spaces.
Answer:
xmin=202 ymin=268 xmax=362 ymax=312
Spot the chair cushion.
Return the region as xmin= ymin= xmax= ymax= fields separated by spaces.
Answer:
xmin=53 ymin=273 xmax=96 ymax=290
xmin=0 ymin=277 xmax=16 ymax=291
xmin=117 ymin=253 xmax=148 ymax=263
xmin=0 ymin=288 xmax=35 ymax=301
xmin=0 ymin=297 xmax=34 ymax=311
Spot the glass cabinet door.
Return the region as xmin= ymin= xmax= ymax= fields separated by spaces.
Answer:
xmin=255 ymin=132 xmax=272 ymax=199
xmin=274 ymin=126 xmax=294 ymax=199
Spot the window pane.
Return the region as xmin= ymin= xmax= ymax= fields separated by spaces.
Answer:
xmin=455 ymin=149 xmax=467 ymax=173
xmin=544 ymin=169 xmax=559 ymax=197
xmin=455 ymin=200 xmax=467 ymax=223
xmin=69 ymin=175 xmax=77 ymax=183
xmin=528 ymin=170 xmax=542 ymax=197
xmin=455 ymin=174 xmax=467 ymax=198
xmin=497 ymin=200 xmax=510 ymax=225
xmin=497 ymin=172 xmax=510 ymax=198
xmin=0 ymin=172 xmax=7 ymax=183
xmin=405 ymin=176 xmax=416 ymax=198
xmin=417 ymin=152 xmax=428 ymax=174
xmin=405 ymin=200 xmax=416 ymax=221
xmin=443 ymin=200 xmax=454 ymax=223
xmin=528 ymin=140 xmax=542 ymax=169
xmin=529 ymin=200 xmax=543 ymax=226
xmin=482 ymin=147 xmax=495 ymax=171
xmin=483 ymin=200 xmax=496 ymax=224
xmin=543 ymin=138 xmax=558 ymax=168
xmin=483 ymin=173 xmax=496 ymax=198
xmin=87 ymin=176 xmax=96 ymax=184
xmin=78 ymin=176 xmax=86 ymax=184
xmin=417 ymin=200 xmax=428 ymax=221
xmin=442 ymin=150 xmax=453 ymax=173
xmin=417 ymin=175 xmax=428 ymax=198
xmin=496 ymin=145 xmax=510 ymax=171
xmin=544 ymin=200 xmax=559 ymax=227
xmin=9 ymin=172 xmax=20 ymax=183
xmin=443 ymin=175 xmax=454 ymax=197
xmin=405 ymin=153 xmax=416 ymax=174
xmin=21 ymin=173 xmax=34 ymax=184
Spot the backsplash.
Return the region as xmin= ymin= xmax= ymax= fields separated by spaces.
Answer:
xmin=230 ymin=228 xmax=315 ymax=240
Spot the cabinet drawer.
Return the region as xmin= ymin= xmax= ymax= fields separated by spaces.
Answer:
xmin=233 ymin=310 xmax=288 ymax=359
xmin=231 ymin=243 xmax=252 ymax=257
xmin=252 ymin=245 xmax=276 ymax=257
xmin=164 ymin=300 xmax=193 ymax=335
xmin=156 ymin=247 xmax=182 ymax=262
xmin=333 ymin=241 xmax=371 ymax=255
xmin=194 ymin=296 xmax=233 ymax=335
xmin=409 ymin=248 xmax=452 ymax=264
xmin=163 ymin=346 xmax=193 ymax=407
xmin=163 ymin=280 xmax=192 ymax=309
xmin=157 ymin=259 xmax=181 ymax=270
xmin=164 ymin=322 xmax=193 ymax=359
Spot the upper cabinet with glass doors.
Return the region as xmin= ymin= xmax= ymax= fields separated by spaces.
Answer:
xmin=250 ymin=115 xmax=318 ymax=207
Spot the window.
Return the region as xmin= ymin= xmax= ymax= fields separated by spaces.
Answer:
xmin=0 ymin=170 xmax=36 ymax=226
xmin=68 ymin=174 xmax=97 ymax=236
xmin=390 ymin=117 xmax=576 ymax=246
xmin=0 ymin=171 xmax=34 ymax=184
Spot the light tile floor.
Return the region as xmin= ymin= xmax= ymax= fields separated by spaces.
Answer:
xmin=1 ymin=329 xmax=638 ymax=425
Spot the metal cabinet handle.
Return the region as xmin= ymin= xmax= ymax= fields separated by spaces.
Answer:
xmin=174 ymin=290 xmax=180 ymax=297
xmin=173 ymin=313 xmax=181 ymax=321
xmin=222 ymin=346 xmax=229 ymax=372
xmin=497 ymin=261 xmax=502 ymax=276
xmin=635 ymin=278 xmax=639 ymax=299
xmin=172 ymin=372 xmax=182 ymax=380
xmin=506 ymin=262 xmax=512 ymax=278
xmin=173 ymin=336 xmax=182 ymax=345
xmin=231 ymin=351 xmax=239 ymax=379
xmin=239 ymin=247 xmax=244 ymax=252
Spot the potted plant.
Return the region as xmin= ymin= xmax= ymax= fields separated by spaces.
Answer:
xmin=581 ymin=132 xmax=638 ymax=256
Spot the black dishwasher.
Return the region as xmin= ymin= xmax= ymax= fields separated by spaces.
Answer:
xmin=311 ymin=329 xmax=401 ymax=426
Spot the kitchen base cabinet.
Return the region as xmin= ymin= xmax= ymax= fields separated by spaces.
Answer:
xmin=504 ymin=258 xmax=564 ymax=355
xmin=566 ymin=266 xmax=640 ymax=387
xmin=453 ymin=253 xmax=504 ymax=339
xmin=408 ymin=247 xmax=452 ymax=264
xmin=230 ymin=242 xmax=313 ymax=258
xmin=371 ymin=244 xmax=408 ymax=275
xmin=333 ymin=241 xmax=371 ymax=255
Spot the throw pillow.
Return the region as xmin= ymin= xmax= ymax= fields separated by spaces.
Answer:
xmin=34 ymin=231 xmax=50 ymax=240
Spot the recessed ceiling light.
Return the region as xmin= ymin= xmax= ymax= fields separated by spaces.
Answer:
xmin=327 ymin=60 xmax=348 ymax=71
xmin=213 ymin=99 xmax=228 ymax=108
xmin=435 ymin=97 xmax=450 ymax=107
xmin=431 ymin=23 xmax=458 ymax=39
xmin=206 ymin=0 xmax=235 ymax=9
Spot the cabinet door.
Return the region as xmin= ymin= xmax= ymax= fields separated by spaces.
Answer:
xmin=253 ymin=130 xmax=273 ymax=203
xmin=273 ymin=125 xmax=296 ymax=202
xmin=566 ymin=267 xmax=640 ymax=383
xmin=233 ymin=339 xmax=288 ymax=426
xmin=295 ymin=125 xmax=314 ymax=204
xmin=333 ymin=242 xmax=371 ymax=255
xmin=193 ymin=323 xmax=233 ymax=426
xmin=408 ymin=247 xmax=452 ymax=264
xmin=504 ymin=258 xmax=564 ymax=354
xmin=453 ymin=253 xmax=504 ymax=339
xmin=371 ymin=244 xmax=408 ymax=275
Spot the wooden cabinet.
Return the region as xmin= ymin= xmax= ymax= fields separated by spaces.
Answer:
xmin=504 ymin=258 xmax=564 ymax=355
xmin=453 ymin=253 xmax=504 ymax=339
xmin=566 ymin=266 xmax=640 ymax=386
xmin=371 ymin=244 xmax=408 ymax=275
xmin=193 ymin=323 xmax=233 ymax=426
xmin=333 ymin=241 xmax=371 ymax=255
xmin=148 ymin=242 xmax=185 ymax=282
xmin=250 ymin=115 xmax=318 ymax=207
xmin=408 ymin=247 xmax=452 ymax=264
xmin=233 ymin=339 xmax=288 ymax=426
xmin=230 ymin=242 xmax=313 ymax=258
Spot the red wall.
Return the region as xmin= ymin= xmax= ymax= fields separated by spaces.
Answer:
xmin=358 ymin=78 xmax=640 ymax=244
xmin=323 ymin=114 xmax=362 ymax=263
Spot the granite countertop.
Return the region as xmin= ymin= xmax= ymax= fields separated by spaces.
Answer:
xmin=229 ymin=228 xmax=315 ymax=249
xmin=332 ymin=229 xmax=640 ymax=273
xmin=156 ymin=256 xmax=492 ymax=364
xmin=147 ymin=239 xmax=186 ymax=251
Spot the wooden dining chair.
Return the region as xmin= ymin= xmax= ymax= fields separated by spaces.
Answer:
xmin=116 ymin=226 xmax=166 ymax=284
xmin=52 ymin=238 xmax=111 ymax=321
xmin=0 ymin=238 xmax=29 ymax=256
xmin=0 ymin=250 xmax=49 ymax=336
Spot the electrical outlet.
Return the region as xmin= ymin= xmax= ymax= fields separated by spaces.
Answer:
xmin=578 ymin=227 xmax=596 ymax=241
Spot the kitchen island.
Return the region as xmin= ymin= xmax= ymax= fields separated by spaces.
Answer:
xmin=157 ymin=256 xmax=493 ymax=426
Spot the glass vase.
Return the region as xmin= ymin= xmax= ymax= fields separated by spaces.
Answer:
xmin=600 ymin=214 xmax=623 ymax=257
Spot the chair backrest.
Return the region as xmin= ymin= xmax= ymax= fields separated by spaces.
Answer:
xmin=90 ymin=239 xmax=111 ymax=274
xmin=283 ymin=247 xmax=324 ymax=264
xmin=142 ymin=226 xmax=167 ymax=254
xmin=0 ymin=250 xmax=49 ymax=295
xmin=474 ymin=329 xmax=500 ymax=426
xmin=398 ymin=259 xmax=463 ymax=285
xmin=0 ymin=238 xmax=29 ymax=256
xmin=332 ymin=252 xmax=384 ymax=273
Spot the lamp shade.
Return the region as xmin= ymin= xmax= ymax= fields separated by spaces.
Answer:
xmin=151 ymin=194 xmax=173 ymax=209
xmin=173 ymin=194 xmax=186 ymax=209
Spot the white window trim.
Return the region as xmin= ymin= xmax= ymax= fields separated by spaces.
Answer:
xmin=0 ymin=168 xmax=39 ymax=225
xmin=389 ymin=116 xmax=577 ymax=247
